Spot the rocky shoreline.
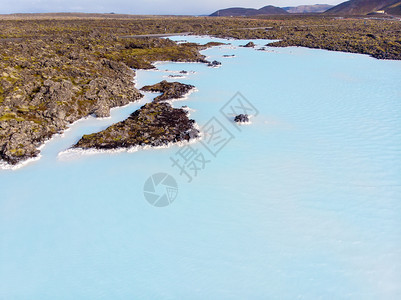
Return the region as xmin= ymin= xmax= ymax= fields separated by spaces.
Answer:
xmin=0 ymin=58 xmax=143 ymax=165
xmin=73 ymin=101 xmax=199 ymax=150
xmin=73 ymin=79 xmax=199 ymax=151
xmin=0 ymin=33 xmax=218 ymax=165
xmin=140 ymin=80 xmax=195 ymax=102
xmin=1 ymin=16 xmax=400 ymax=165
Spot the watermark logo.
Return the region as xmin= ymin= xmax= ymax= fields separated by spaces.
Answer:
xmin=200 ymin=117 xmax=235 ymax=157
xmin=144 ymin=92 xmax=258 ymax=206
xmin=169 ymin=92 xmax=256 ymax=184
xmin=220 ymin=92 xmax=259 ymax=131
xmin=143 ymin=173 xmax=178 ymax=207
xmin=170 ymin=144 xmax=211 ymax=183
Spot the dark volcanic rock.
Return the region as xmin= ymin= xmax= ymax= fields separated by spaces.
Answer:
xmin=0 ymin=32 xmax=218 ymax=166
xmin=73 ymin=101 xmax=199 ymax=150
xmin=207 ymin=60 xmax=222 ymax=67
xmin=140 ymin=80 xmax=195 ymax=102
xmin=0 ymin=57 xmax=143 ymax=165
xmin=241 ymin=42 xmax=255 ymax=48
xmin=234 ymin=114 xmax=249 ymax=123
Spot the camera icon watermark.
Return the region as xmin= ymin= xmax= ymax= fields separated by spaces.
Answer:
xmin=143 ymin=173 xmax=178 ymax=207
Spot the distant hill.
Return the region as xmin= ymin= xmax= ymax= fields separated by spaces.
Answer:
xmin=283 ymin=4 xmax=334 ymax=13
xmin=325 ymin=0 xmax=401 ymax=15
xmin=210 ymin=7 xmax=257 ymax=17
xmin=381 ymin=0 xmax=401 ymax=14
xmin=257 ymin=5 xmax=290 ymax=14
xmin=210 ymin=5 xmax=288 ymax=16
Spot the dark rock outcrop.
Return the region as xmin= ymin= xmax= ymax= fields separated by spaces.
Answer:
xmin=241 ymin=42 xmax=255 ymax=48
xmin=0 ymin=55 xmax=143 ymax=165
xmin=234 ymin=114 xmax=249 ymax=123
xmin=0 ymin=30 xmax=220 ymax=166
xmin=74 ymin=79 xmax=200 ymax=151
xmin=73 ymin=101 xmax=199 ymax=150
xmin=207 ymin=60 xmax=222 ymax=67
xmin=140 ymin=80 xmax=195 ymax=102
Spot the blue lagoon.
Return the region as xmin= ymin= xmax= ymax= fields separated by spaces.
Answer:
xmin=1 ymin=36 xmax=401 ymax=299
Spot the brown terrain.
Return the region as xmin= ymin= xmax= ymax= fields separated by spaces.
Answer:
xmin=0 ymin=13 xmax=400 ymax=165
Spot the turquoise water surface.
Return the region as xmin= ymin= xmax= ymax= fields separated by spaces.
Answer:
xmin=1 ymin=36 xmax=401 ymax=299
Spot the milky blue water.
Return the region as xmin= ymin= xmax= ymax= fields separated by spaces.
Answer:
xmin=1 ymin=36 xmax=401 ymax=299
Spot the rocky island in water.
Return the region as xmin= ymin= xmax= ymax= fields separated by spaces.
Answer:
xmin=0 ymin=27 xmax=221 ymax=165
xmin=140 ymin=80 xmax=195 ymax=102
xmin=73 ymin=81 xmax=199 ymax=150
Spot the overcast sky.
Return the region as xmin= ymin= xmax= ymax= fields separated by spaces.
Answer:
xmin=1 ymin=0 xmax=344 ymax=15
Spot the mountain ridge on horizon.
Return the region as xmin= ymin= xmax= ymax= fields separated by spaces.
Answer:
xmin=210 ymin=4 xmax=336 ymax=16
xmin=210 ymin=5 xmax=288 ymax=16
xmin=326 ymin=0 xmax=401 ymax=14
xmin=283 ymin=4 xmax=334 ymax=13
xmin=211 ymin=0 xmax=401 ymax=16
